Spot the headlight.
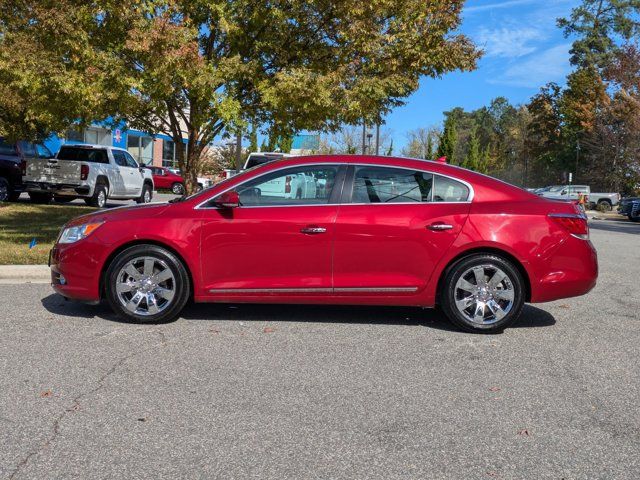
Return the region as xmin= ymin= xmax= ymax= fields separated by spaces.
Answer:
xmin=58 ymin=222 xmax=103 ymax=244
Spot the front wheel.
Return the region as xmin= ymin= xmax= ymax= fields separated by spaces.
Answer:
xmin=171 ymin=182 xmax=185 ymax=195
xmin=105 ymin=245 xmax=190 ymax=323
xmin=440 ymin=254 xmax=525 ymax=333
xmin=597 ymin=200 xmax=612 ymax=212
xmin=136 ymin=184 xmax=153 ymax=204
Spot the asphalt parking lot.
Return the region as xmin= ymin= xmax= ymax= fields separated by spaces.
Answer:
xmin=0 ymin=219 xmax=639 ymax=479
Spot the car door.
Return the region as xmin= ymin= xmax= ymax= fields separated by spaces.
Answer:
xmin=110 ymin=151 xmax=131 ymax=196
xmin=123 ymin=151 xmax=145 ymax=195
xmin=199 ymin=164 xmax=345 ymax=294
xmin=332 ymin=165 xmax=471 ymax=293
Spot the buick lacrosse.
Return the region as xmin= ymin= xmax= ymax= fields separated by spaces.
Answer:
xmin=50 ymin=155 xmax=597 ymax=333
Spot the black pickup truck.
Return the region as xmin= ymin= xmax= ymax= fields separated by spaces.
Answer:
xmin=0 ymin=138 xmax=54 ymax=202
xmin=618 ymin=196 xmax=640 ymax=222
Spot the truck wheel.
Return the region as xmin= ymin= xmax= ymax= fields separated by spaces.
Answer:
xmin=171 ymin=182 xmax=184 ymax=195
xmin=136 ymin=184 xmax=152 ymax=204
xmin=597 ymin=199 xmax=612 ymax=212
xmin=0 ymin=178 xmax=9 ymax=202
xmin=87 ymin=184 xmax=108 ymax=208
xmin=28 ymin=192 xmax=53 ymax=204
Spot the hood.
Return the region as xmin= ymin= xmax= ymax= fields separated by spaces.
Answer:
xmin=65 ymin=202 xmax=172 ymax=227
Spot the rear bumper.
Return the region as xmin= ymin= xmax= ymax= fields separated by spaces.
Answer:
xmin=530 ymin=237 xmax=598 ymax=303
xmin=25 ymin=181 xmax=90 ymax=196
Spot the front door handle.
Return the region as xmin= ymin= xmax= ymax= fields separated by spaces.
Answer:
xmin=301 ymin=226 xmax=327 ymax=234
xmin=427 ymin=222 xmax=453 ymax=231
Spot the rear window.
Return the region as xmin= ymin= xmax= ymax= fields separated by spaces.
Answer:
xmin=245 ymin=154 xmax=282 ymax=169
xmin=57 ymin=146 xmax=109 ymax=164
xmin=433 ymin=175 xmax=470 ymax=202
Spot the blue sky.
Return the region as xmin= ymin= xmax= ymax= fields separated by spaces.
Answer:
xmin=384 ymin=0 xmax=580 ymax=151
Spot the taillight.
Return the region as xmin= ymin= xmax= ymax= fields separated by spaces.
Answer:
xmin=549 ymin=213 xmax=589 ymax=239
xmin=20 ymin=160 xmax=27 ymax=175
xmin=284 ymin=176 xmax=291 ymax=194
xmin=80 ymin=164 xmax=89 ymax=180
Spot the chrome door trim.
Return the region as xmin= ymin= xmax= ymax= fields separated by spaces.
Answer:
xmin=208 ymin=286 xmax=418 ymax=294
xmin=209 ymin=287 xmax=333 ymax=294
xmin=333 ymin=287 xmax=419 ymax=293
xmin=195 ymin=161 xmax=474 ymax=209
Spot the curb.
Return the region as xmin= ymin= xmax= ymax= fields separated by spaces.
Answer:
xmin=0 ymin=265 xmax=50 ymax=284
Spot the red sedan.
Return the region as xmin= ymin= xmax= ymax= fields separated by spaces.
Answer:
xmin=144 ymin=166 xmax=185 ymax=194
xmin=50 ymin=155 xmax=597 ymax=333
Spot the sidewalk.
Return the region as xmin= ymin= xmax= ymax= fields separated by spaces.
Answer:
xmin=0 ymin=265 xmax=50 ymax=284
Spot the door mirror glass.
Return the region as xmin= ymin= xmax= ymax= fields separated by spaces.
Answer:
xmin=215 ymin=190 xmax=240 ymax=208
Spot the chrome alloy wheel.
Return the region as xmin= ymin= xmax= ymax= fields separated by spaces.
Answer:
xmin=115 ymin=256 xmax=176 ymax=316
xmin=454 ymin=264 xmax=515 ymax=325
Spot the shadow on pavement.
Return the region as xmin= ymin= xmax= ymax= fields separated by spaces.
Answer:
xmin=589 ymin=219 xmax=640 ymax=235
xmin=41 ymin=294 xmax=556 ymax=332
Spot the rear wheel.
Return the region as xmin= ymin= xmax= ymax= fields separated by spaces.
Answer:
xmin=597 ymin=199 xmax=612 ymax=212
xmin=171 ymin=182 xmax=185 ymax=195
xmin=440 ymin=254 xmax=525 ymax=333
xmin=105 ymin=245 xmax=190 ymax=323
xmin=87 ymin=183 xmax=108 ymax=208
xmin=28 ymin=192 xmax=52 ymax=204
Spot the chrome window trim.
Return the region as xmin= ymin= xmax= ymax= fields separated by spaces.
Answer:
xmin=195 ymin=162 xmax=474 ymax=210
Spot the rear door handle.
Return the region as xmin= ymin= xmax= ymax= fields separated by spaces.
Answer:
xmin=427 ymin=222 xmax=453 ymax=231
xmin=301 ymin=226 xmax=327 ymax=234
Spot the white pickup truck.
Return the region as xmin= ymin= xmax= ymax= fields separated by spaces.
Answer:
xmin=23 ymin=144 xmax=154 ymax=208
xmin=536 ymin=185 xmax=620 ymax=210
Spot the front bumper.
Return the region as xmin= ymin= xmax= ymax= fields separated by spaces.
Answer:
xmin=49 ymin=240 xmax=104 ymax=302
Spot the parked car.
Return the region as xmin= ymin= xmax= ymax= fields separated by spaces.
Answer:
xmin=537 ymin=185 xmax=620 ymax=210
xmin=23 ymin=144 xmax=154 ymax=208
xmin=618 ymin=196 xmax=640 ymax=221
xmin=166 ymin=168 xmax=212 ymax=191
xmin=144 ymin=166 xmax=185 ymax=194
xmin=49 ymin=155 xmax=597 ymax=333
xmin=0 ymin=138 xmax=54 ymax=202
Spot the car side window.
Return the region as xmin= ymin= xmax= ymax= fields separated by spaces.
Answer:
xmin=432 ymin=175 xmax=470 ymax=202
xmin=124 ymin=152 xmax=139 ymax=168
xmin=0 ymin=138 xmax=16 ymax=155
xmin=352 ymin=166 xmax=433 ymax=203
xmin=112 ymin=151 xmax=128 ymax=167
xmin=18 ymin=141 xmax=37 ymax=158
xmin=210 ymin=165 xmax=339 ymax=207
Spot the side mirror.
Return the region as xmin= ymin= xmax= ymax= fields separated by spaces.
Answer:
xmin=215 ymin=190 xmax=240 ymax=208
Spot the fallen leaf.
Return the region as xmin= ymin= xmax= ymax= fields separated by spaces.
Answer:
xmin=489 ymin=386 xmax=501 ymax=392
xmin=517 ymin=429 xmax=530 ymax=436
xmin=558 ymin=305 xmax=570 ymax=309
xmin=263 ymin=327 xmax=275 ymax=333
xmin=40 ymin=390 xmax=53 ymax=398
xmin=137 ymin=417 xmax=147 ymax=422
xmin=209 ymin=328 xmax=220 ymax=334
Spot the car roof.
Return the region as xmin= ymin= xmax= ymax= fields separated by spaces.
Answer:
xmin=61 ymin=143 xmax=125 ymax=152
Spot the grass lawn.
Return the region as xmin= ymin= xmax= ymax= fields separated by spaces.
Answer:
xmin=0 ymin=202 xmax=96 ymax=265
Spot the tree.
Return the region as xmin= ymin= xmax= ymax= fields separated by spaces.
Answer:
xmin=463 ymin=128 xmax=480 ymax=171
xmin=1 ymin=0 xmax=481 ymax=193
xmin=401 ymin=127 xmax=440 ymax=159
xmin=558 ymin=0 xmax=640 ymax=69
xmin=437 ymin=116 xmax=458 ymax=164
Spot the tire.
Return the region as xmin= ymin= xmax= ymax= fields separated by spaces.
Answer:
xmin=54 ymin=196 xmax=75 ymax=203
xmin=597 ymin=200 xmax=612 ymax=212
xmin=104 ymin=244 xmax=190 ymax=323
xmin=440 ymin=254 xmax=525 ymax=333
xmin=28 ymin=192 xmax=53 ymax=204
xmin=0 ymin=177 xmax=10 ymax=202
xmin=87 ymin=183 xmax=108 ymax=208
xmin=171 ymin=182 xmax=185 ymax=195
xmin=136 ymin=183 xmax=153 ymax=204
